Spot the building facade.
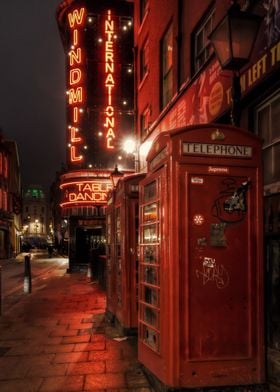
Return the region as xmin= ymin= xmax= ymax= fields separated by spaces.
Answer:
xmin=22 ymin=186 xmax=50 ymax=248
xmin=0 ymin=133 xmax=22 ymax=258
xmin=134 ymin=0 xmax=280 ymax=386
xmin=6 ymin=140 xmax=22 ymax=256
xmin=56 ymin=0 xmax=135 ymax=270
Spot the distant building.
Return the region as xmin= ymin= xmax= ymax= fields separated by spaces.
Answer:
xmin=22 ymin=186 xmax=50 ymax=248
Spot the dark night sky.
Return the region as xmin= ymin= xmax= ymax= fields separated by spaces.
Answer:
xmin=0 ymin=0 xmax=66 ymax=191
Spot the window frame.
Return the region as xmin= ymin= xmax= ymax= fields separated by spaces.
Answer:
xmin=160 ymin=23 xmax=173 ymax=109
xmin=193 ymin=7 xmax=215 ymax=75
xmin=140 ymin=39 xmax=149 ymax=81
xmin=255 ymin=90 xmax=280 ymax=186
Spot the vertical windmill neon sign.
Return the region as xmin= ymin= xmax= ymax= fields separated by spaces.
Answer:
xmin=67 ymin=7 xmax=86 ymax=163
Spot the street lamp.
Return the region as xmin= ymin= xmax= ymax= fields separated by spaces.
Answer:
xmin=110 ymin=165 xmax=123 ymax=188
xmin=208 ymin=0 xmax=262 ymax=126
xmin=122 ymin=137 xmax=139 ymax=171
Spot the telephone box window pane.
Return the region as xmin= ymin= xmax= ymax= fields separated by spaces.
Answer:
xmin=144 ymin=266 xmax=158 ymax=285
xmin=143 ymin=224 xmax=157 ymax=243
xmin=142 ymin=325 xmax=159 ymax=351
xmin=144 ymin=181 xmax=157 ymax=202
xmin=144 ymin=286 xmax=158 ymax=306
xmin=144 ymin=245 xmax=157 ymax=263
xmin=144 ymin=306 xmax=158 ymax=326
xmin=143 ymin=203 xmax=158 ymax=222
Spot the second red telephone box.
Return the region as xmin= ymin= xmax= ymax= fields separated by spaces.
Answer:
xmin=138 ymin=124 xmax=265 ymax=389
xmin=106 ymin=173 xmax=145 ymax=334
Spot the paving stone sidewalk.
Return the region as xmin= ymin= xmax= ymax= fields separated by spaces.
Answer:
xmin=0 ymin=266 xmax=154 ymax=392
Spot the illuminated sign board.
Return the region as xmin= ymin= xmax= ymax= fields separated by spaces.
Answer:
xmin=60 ymin=179 xmax=113 ymax=207
xmin=67 ymin=7 xmax=86 ymax=163
xmin=104 ymin=10 xmax=116 ymax=150
xmin=182 ymin=143 xmax=252 ymax=158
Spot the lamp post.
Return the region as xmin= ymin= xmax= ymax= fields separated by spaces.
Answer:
xmin=110 ymin=165 xmax=124 ymax=189
xmin=208 ymin=0 xmax=262 ymax=126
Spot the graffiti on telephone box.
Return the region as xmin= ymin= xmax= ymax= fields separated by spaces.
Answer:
xmin=196 ymin=256 xmax=229 ymax=289
xmin=212 ymin=178 xmax=251 ymax=224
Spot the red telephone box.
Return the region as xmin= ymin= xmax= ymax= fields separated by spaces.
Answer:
xmin=138 ymin=124 xmax=265 ymax=389
xmin=106 ymin=173 xmax=145 ymax=334
xmin=106 ymin=190 xmax=117 ymax=321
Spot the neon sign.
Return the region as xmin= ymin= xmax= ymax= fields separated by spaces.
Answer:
xmin=67 ymin=7 xmax=86 ymax=163
xmin=104 ymin=10 xmax=116 ymax=150
xmin=60 ymin=180 xmax=113 ymax=207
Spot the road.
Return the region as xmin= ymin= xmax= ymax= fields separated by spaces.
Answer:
xmin=0 ymin=251 xmax=69 ymax=314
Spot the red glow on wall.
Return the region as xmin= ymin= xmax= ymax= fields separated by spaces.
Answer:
xmin=67 ymin=7 xmax=86 ymax=163
xmin=104 ymin=10 xmax=116 ymax=150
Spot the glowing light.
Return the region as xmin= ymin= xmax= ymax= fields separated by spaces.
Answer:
xmin=123 ymin=100 xmax=127 ymax=105
xmin=140 ymin=141 xmax=152 ymax=159
xmin=123 ymin=25 xmax=128 ymax=31
xmin=69 ymin=48 xmax=82 ymax=66
xmin=98 ymin=38 xmax=103 ymax=43
xmin=123 ymin=138 xmax=136 ymax=154
xmin=98 ymin=132 xmax=103 ymax=136
xmin=70 ymin=146 xmax=83 ymax=162
xmin=69 ymin=68 xmax=82 ymax=85
xmin=68 ymin=87 xmax=83 ymax=104
xmin=84 ymin=145 xmax=88 ymax=149
xmin=68 ymin=8 xmax=85 ymax=28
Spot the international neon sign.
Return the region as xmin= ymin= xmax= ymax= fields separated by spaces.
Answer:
xmin=104 ymin=10 xmax=116 ymax=149
xmin=60 ymin=180 xmax=113 ymax=207
xmin=67 ymin=7 xmax=85 ymax=163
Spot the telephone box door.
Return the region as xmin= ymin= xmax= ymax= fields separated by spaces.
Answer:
xmin=179 ymin=164 xmax=264 ymax=386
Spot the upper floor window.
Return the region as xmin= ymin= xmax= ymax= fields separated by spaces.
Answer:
xmin=256 ymin=91 xmax=280 ymax=185
xmin=3 ymin=156 xmax=8 ymax=178
xmin=3 ymin=191 xmax=7 ymax=211
xmin=193 ymin=8 xmax=215 ymax=74
xmin=161 ymin=24 xmax=173 ymax=109
xmin=140 ymin=0 xmax=148 ymax=23
xmin=140 ymin=106 xmax=151 ymax=140
xmin=140 ymin=39 xmax=149 ymax=81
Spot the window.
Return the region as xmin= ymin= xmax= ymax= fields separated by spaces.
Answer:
xmin=256 ymin=92 xmax=280 ymax=185
xmin=3 ymin=191 xmax=7 ymax=211
xmin=161 ymin=25 xmax=173 ymax=109
xmin=3 ymin=156 xmax=8 ymax=178
xmin=140 ymin=40 xmax=148 ymax=81
xmin=140 ymin=106 xmax=151 ymax=139
xmin=140 ymin=0 xmax=148 ymax=23
xmin=193 ymin=8 xmax=215 ymax=74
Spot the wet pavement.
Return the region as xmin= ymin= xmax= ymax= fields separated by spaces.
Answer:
xmin=0 ymin=254 xmax=154 ymax=392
